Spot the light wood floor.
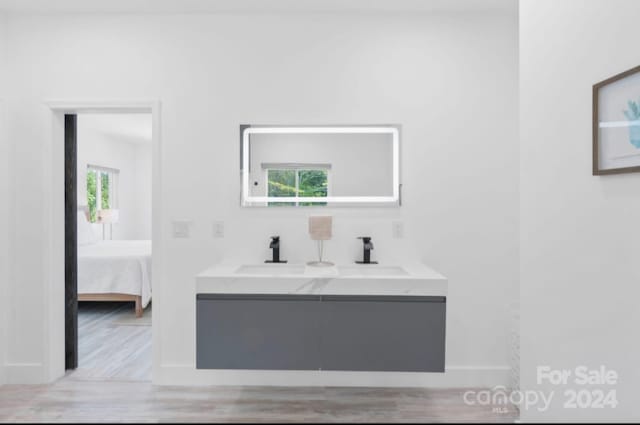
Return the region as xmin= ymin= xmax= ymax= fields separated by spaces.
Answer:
xmin=72 ymin=301 xmax=152 ymax=381
xmin=0 ymin=383 xmax=518 ymax=423
xmin=0 ymin=302 xmax=518 ymax=423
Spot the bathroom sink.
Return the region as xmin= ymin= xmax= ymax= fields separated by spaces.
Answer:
xmin=337 ymin=265 xmax=409 ymax=277
xmin=234 ymin=264 xmax=409 ymax=277
xmin=198 ymin=262 xmax=447 ymax=296
xmin=235 ymin=264 xmax=305 ymax=276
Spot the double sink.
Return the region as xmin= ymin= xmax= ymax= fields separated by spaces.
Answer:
xmin=195 ymin=261 xmax=449 ymax=372
xmin=235 ymin=263 xmax=409 ymax=278
xmin=197 ymin=261 xmax=447 ymax=297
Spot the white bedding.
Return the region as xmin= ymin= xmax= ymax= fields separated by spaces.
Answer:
xmin=78 ymin=240 xmax=152 ymax=308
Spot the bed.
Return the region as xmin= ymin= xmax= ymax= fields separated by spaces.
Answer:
xmin=77 ymin=209 xmax=152 ymax=317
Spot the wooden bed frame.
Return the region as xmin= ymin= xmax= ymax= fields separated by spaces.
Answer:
xmin=78 ymin=293 xmax=143 ymax=318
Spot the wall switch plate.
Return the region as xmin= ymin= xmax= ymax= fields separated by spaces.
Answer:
xmin=172 ymin=220 xmax=191 ymax=239
xmin=392 ymin=220 xmax=404 ymax=239
xmin=213 ymin=221 xmax=225 ymax=238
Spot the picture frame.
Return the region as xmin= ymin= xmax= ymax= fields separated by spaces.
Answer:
xmin=593 ymin=64 xmax=640 ymax=175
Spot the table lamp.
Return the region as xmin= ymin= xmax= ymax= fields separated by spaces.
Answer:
xmin=97 ymin=209 xmax=119 ymax=240
xmin=307 ymin=216 xmax=334 ymax=267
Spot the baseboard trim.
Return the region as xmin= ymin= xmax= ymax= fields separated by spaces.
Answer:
xmin=155 ymin=364 xmax=511 ymax=388
xmin=4 ymin=363 xmax=45 ymax=384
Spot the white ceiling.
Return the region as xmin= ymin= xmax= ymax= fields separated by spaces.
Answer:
xmin=0 ymin=0 xmax=515 ymax=14
xmin=80 ymin=113 xmax=152 ymax=146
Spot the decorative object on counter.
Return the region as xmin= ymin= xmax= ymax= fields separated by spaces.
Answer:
xmin=309 ymin=215 xmax=332 ymax=239
xmin=96 ymin=208 xmax=119 ymax=240
xmin=356 ymin=236 xmax=377 ymax=264
xmin=307 ymin=216 xmax=334 ymax=267
xmin=593 ymin=64 xmax=640 ymax=175
xmin=265 ymin=236 xmax=287 ymax=263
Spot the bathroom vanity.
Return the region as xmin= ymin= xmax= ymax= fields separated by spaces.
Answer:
xmin=196 ymin=263 xmax=447 ymax=373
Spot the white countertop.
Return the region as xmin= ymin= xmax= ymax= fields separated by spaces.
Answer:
xmin=196 ymin=262 xmax=448 ymax=297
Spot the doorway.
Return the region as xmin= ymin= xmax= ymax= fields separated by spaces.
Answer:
xmin=57 ymin=104 xmax=159 ymax=382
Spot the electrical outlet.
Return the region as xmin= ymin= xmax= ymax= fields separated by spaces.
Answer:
xmin=172 ymin=220 xmax=191 ymax=239
xmin=392 ymin=220 xmax=404 ymax=239
xmin=213 ymin=221 xmax=225 ymax=238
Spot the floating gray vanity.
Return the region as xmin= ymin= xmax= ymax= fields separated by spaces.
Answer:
xmin=196 ymin=263 xmax=447 ymax=373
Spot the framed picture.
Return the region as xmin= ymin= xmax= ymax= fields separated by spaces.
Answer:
xmin=593 ymin=65 xmax=640 ymax=175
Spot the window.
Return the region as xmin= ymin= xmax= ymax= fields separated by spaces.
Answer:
xmin=87 ymin=165 xmax=119 ymax=222
xmin=266 ymin=167 xmax=329 ymax=206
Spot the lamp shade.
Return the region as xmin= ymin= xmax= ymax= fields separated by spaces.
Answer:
xmin=308 ymin=216 xmax=332 ymax=241
xmin=97 ymin=209 xmax=119 ymax=224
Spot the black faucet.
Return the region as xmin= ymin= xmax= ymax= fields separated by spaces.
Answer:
xmin=356 ymin=237 xmax=377 ymax=264
xmin=265 ymin=236 xmax=287 ymax=263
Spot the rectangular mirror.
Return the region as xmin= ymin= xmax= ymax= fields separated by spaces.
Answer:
xmin=240 ymin=125 xmax=400 ymax=207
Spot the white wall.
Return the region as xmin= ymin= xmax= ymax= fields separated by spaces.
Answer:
xmin=0 ymin=11 xmax=7 ymax=386
xmin=520 ymin=0 xmax=640 ymax=421
xmin=133 ymin=143 xmax=152 ymax=240
xmin=77 ymin=115 xmax=152 ymax=240
xmin=4 ymin=10 xmax=517 ymax=386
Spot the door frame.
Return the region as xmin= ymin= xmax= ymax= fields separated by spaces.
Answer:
xmin=0 ymin=98 xmax=6 ymax=385
xmin=43 ymin=100 xmax=162 ymax=382
xmin=64 ymin=114 xmax=78 ymax=370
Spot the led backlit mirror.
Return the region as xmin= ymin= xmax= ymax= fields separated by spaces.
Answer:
xmin=240 ymin=125 xmax=401 ymax=207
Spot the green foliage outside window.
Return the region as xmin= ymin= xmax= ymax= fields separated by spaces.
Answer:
xmin=87 ymin=169 xmax=110 ymax=222
xmin=298 ymin=170 xmax=327 ymax=206
xmin=101 ymin=172 xmax=110 ymax=210
xmin=267 ymin=169 xmax=327 ymax=206
xmin=87 ymin=171 xmax=97 ymax=222
xmin=267 ymin=169 xmax=296 ymax=206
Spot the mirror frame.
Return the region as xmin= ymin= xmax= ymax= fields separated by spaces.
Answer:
xmin=240 ymin=125 xmax=401 ymax=207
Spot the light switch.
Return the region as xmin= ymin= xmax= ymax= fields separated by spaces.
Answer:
xmin=213 ymin=221 xmax=225 ymax=238
xmin=172 ymin=220 xmax=191 ymax=239
xmin=392 ymin=221 xmax=404 ymax=239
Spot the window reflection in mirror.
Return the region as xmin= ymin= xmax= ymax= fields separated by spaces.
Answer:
xmin=267 ymin=168 xmax=328 ymax=207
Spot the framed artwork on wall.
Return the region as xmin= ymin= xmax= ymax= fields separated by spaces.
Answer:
xmin=593 ymin=64 xmax=640 ymax=175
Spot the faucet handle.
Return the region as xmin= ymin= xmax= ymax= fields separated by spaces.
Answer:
xmin=266 ymin=235 xmax=287 ymax=263
xmin=358 ymin=237 xmax=374 ymax=250
xmin=355 ymin=236 xmax=377 ymax=264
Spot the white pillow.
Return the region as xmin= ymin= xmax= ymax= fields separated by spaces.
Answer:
xmin=77 ymin=210 xmax=99 ymax=245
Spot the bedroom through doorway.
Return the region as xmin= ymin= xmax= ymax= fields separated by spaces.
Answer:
xmin=66 ymin=112 xmax=153 ymax=381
